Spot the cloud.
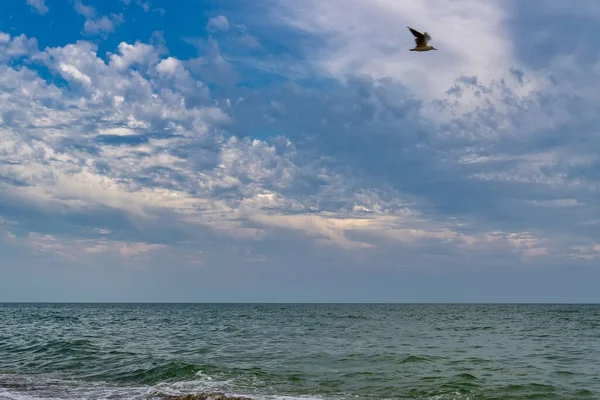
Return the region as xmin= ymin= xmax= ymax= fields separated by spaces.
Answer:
xmin=24 ymin=232 xmax=167 ymax=264
xmin=0 ymin=217 xmax=17 ymax=243
xmin=568 ymin=244 xmax=600 ymax=260
xmin=2 ymin=0 xmax=600 ymax=302
xmin=156 ymin=57 xmax=183 ymax=75
xmin=251 ymin=211 xmax=472 ymax=251
xmin=83 ymin=14 xmax=124 ymax=35
xmin=0 ymin=32 xmax=39 ymax=61
xmin=26 ymin=0 xmax=48 ymax=15
xmin=207 ymin=16 xmax=230 ymax=32
xmin=74 ymin=0 xmax=95 ymax=18
xmin=136 ymin=0 xmax=151 ymax=13
xmin=203 ymin=16 xmax=260 ymax=50
xmin=74 ymin=1 xmax=124 ymax=36
xmin=119 ymin=0 xmax=164 ymax=14
xmin=269 ymin=0 xmax=533 ymax=101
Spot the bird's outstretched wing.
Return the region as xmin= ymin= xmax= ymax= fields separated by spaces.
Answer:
xmin=407 ymin=26 xmax=424 ymax=39
xmin=407 ymin=26 xmax=430 ymax=47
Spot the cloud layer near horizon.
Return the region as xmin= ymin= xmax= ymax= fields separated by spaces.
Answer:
xmin=1 ymin=0 xmax=599 ymax=301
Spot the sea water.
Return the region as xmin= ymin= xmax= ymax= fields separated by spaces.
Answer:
xmin=1 ymin=303 xmax=599 ymax=399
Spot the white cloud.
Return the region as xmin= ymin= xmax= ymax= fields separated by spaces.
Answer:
xmin=250 ymin=209 xmax=556 ymax=262
xmin=156 ymin=57 xmax=183 ymax=75
xmin=27 ymin=233 xmax=76 ymax=260
xmin=97 ymin=127 xmax=139 ymax=136
xmin=0 ymin=32 xmax=39 ymax=61
xmin=108 ymin=42 xmax=160 ymax=71
xmin=252 ymin=213 xmax=375 ymax=249
xmin=74 ymin=0 xmax=95 ymax=18
xmin=25 ymin=232 xmax=166 ymax=262
xmin=567 ymin=244 xmax=600 ymax=260
xmin=119 ymin=0 xmax=163 ymax=14
xmin=83 ymin=14 xmax=124 ymax=35
xmin=26 ymin=0 xmax=49 ymax=15
xmin=2 ymin=230 xmax=17 ymax=243
xmin=482 ymin=231 xmax=549 ymax=260
xmin=0 ymin=218 xmax=17 ymax=243
xmin=207 ymin=15 xmax=230 ymax=32
xmin=525 ymin=199 xmax=584 ymax=208
xmin=136 ymin=0 xmax=151 ymax=13
xmin=59 ymin=62 xmax=92 ymax=85
xmin=82 ymin=239 xmax=166 ymax=258
xmin=0 ymin=21 xmax=598 ymax=272
xmin=73 ymin=1 xmax=123 ymax=36
xmin=271 ymin=0 xmax=529 ymax=101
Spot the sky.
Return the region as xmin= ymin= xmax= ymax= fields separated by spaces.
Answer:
xmin=1 ymin=0 xmax=600 ymax=303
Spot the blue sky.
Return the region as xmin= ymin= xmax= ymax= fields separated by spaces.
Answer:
xmin=1 ymin=0 xmax=600 ymax=302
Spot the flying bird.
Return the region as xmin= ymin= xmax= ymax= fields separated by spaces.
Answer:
xmin=407 ymin=26 xmax=437 ymax=52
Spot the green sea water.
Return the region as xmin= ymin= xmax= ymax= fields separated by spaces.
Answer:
xmin=0 ymin=303 xmax=599 ymax=399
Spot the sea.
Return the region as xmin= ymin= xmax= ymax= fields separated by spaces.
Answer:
xmin=0 ymin=303 xmax=599 ymax=400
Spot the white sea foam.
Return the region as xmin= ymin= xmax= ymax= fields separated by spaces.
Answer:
xmin=0 ymin=374 xmax=337 ymax=400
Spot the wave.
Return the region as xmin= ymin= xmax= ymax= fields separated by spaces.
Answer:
xmin=159 ymin=392 xmax=252 ymax=400
xmin=0 ymin=373 xmax=329 ymax=400
xmin=113 ymin=361 xmax=206 ymax=384
xmin=0 ymin=371 xmax=578 ymax=400
xmin=398 ymin=354 xmax=444 ymax=364
xmin=3 ymin=339 xmax=98 ymax=356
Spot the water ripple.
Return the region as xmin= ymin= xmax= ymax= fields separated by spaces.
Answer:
xmin=0 ymin=303 xmax=599 ymax=399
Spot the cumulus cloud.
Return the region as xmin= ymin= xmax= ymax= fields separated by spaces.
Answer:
xmin=74 ymin=0 xmax=124 ymax=36
xmin=26 ymin=0 xmax=49 ymax=15
xmin=207 ymin=16 xmax=230 ymax=32
xmin=84 ymin=14 xmax=124 ymax=35
xmin=1 ymin=0 xmax=600 ymax=285
xmin=74 ymin=0 xmax=95 ymax=18
xmin=136 ymin=0 xmax=151 ymax=13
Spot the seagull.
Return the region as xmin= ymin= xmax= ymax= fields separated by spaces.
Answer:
xmin=407 ymin=26 xmax=437 ymax=52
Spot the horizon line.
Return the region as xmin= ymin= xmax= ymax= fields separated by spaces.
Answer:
xmin=1 ymin=301 xmax=599 ymax=305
